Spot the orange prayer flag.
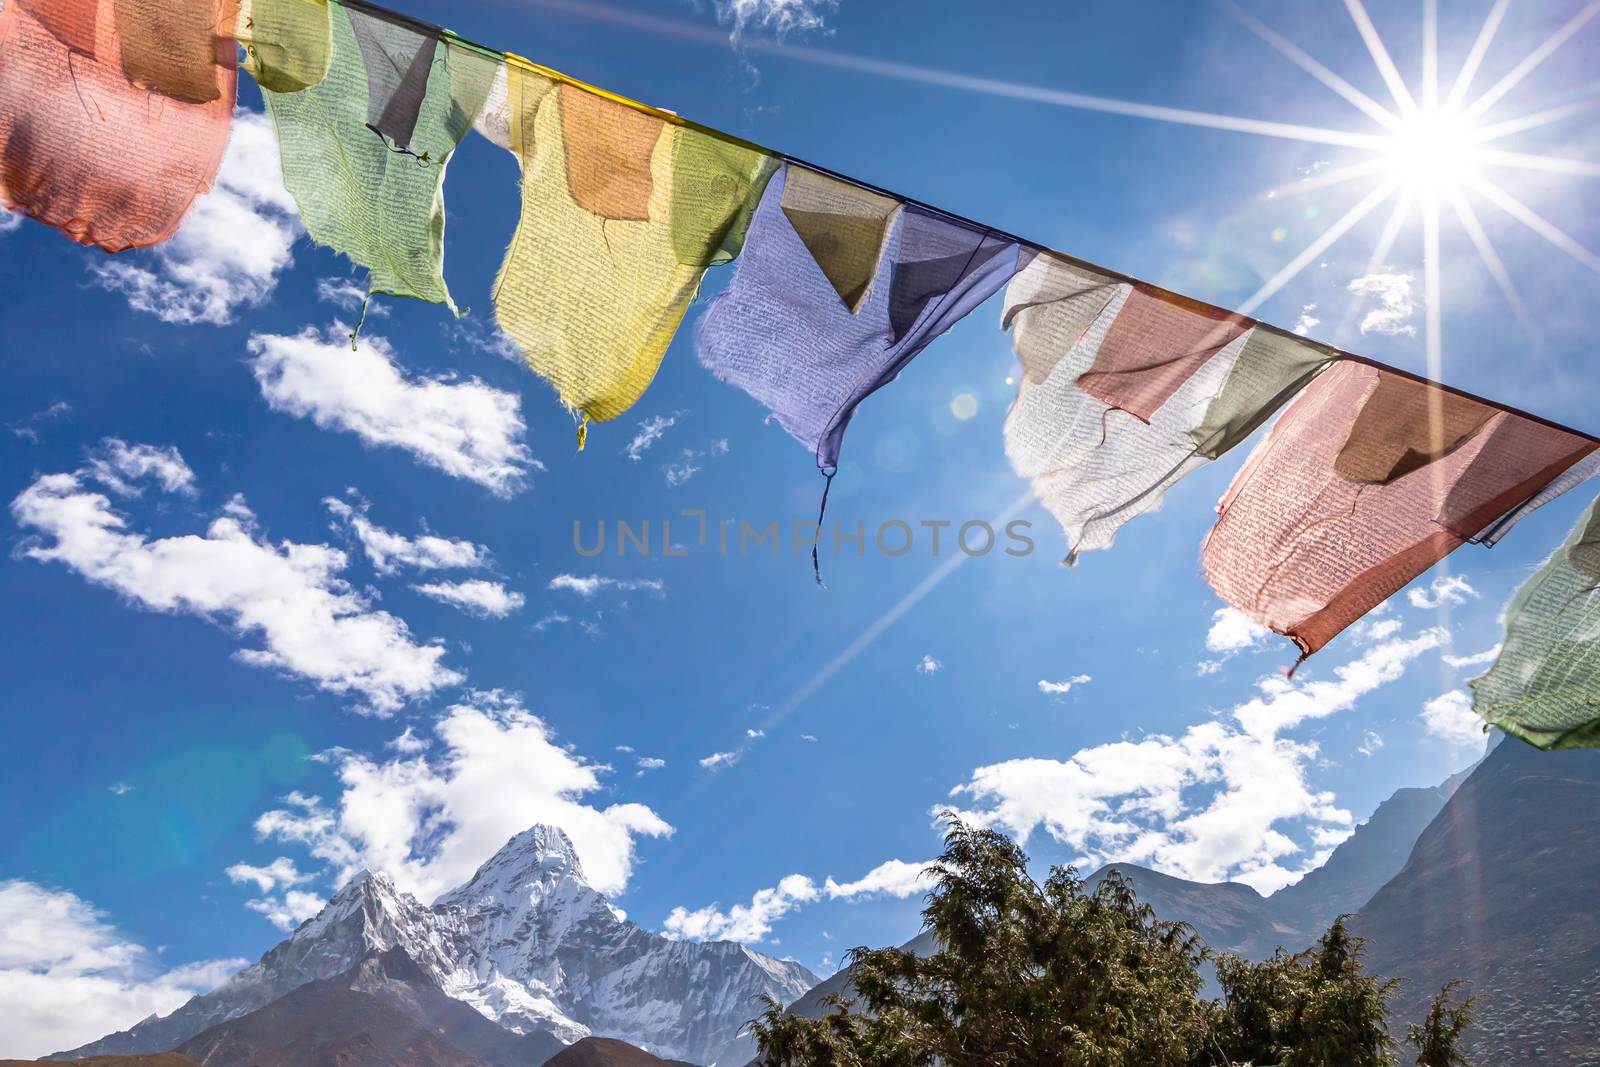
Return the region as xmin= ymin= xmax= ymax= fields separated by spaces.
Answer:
xmin=1202 ymin=361 xmax=1596 ymax=662
xmin=0 ymin=0 xmax=236 ymax=252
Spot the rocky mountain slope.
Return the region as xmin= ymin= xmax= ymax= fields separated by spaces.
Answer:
xmin=1089 ymin=760 xmax=1469 ymax=961
xmin=61 ymin=827 xmax=817 ymax=1065
xmin=1356 ymin=740 xmax=1600 ymax=1066
xmin=542 ymin=1038 xmax=696 ymax=1066
xmin=4 ymin=1059 xmax=201 ymax=1067
xmin=173 ymin=946 xmax=561 ymax=1067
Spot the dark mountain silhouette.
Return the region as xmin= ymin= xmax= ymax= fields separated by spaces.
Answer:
xmin=1086 ymin=758 xmax=1470 ymax=964
xmin=1 ymin=1059 xmax=201 ymax=1067
xmin=539 ymin=1037 xmax=695 ymax=1066
xmin=1355 ymin=739 xmax=1600 ymax=1066
xmin=174 ymin=947 xmax=561 ymax=1067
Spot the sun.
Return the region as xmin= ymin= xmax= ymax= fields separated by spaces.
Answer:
xmin=1379 ymin=106 xmax=1482 ymax=191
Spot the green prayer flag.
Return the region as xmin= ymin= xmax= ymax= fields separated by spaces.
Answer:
xmin=259 ymin=0 xmax=495 ymax=310
xmin=1472 ymin=495 xmax=1600 ymax=750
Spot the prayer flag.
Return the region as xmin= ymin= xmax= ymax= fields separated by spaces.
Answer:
xmin=0 ymin=0 xmax=236 ymax=251
xmin=1203 ymin=361 xmax=1596 ymax=661
xmin=260 ymin=0 xmax=495 ymax=309
xmin=492 ymin=71 xmax=775 ymax=428
xmin=1003 ymin=253 xmax=1332 ymax=562
xmin=699 ymin=162 xmax=1021 ymax=471
xmin=1472 ymin=496 xmax=1600 ymax=750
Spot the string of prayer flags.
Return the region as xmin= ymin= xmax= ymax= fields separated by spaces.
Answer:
xmin=5 ymin=0 xmax=1600 ymax=676
xmin=238 ymin=0 xmax=333 ymax=94
xmin=260 ymin=0 xmax=495 ymax=311
xmin=698 ymin=162 xmax=1022 ymax=472
xmin=1202 ymin=361 xmax=1597 ymax=665
xmin=1471 ymin=495 xmax=1600 ymax=750
xmin=1002 ymin=254 xmax=1334 ymax=562
xmin=0 ymin=0 xmax=237 ymax=251
xmin=492 ymin=72 xmax=774 ymax=434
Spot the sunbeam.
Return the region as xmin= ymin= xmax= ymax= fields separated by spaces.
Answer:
xmin=1343 ymin=0 xmax=1419 ymax=118
xmin=1465 ymin=172 xmax=1600 ymax=275
xmin=1423 ymin=0 xmax=1439 ymax=114
xmin=1461 ymin=0 xmax=1600 ymax=122
xmin=1237 ymin=178 xmax=1400 ymax=320
xmin=1222 ymin=0 xmax=1402 ymax=132
xmin=1446 ymin=186 xmax=1550 ymax=358
xmin=1444 ymin=0 xmax=1511 ymax=111
xmin=1336 ymin=186 xmax=1417 ymax=338
xmin=1423 ymin=189 xmax=1444 ymax=380
xmin=1266 ymin=157 xmax=1391 ymax=200
xmin=1478 ymin=149 xmax=1600 ymax=178
xmin=1473 ymin=99 xmax=1600 ymax=143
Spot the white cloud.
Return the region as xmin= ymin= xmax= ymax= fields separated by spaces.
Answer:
xmin=1349 ymin=616 xmax=1403 ymax=644
xmin=948 ymin=628 xmax=1444 ymax=893
xmin=224 ymin=857 xmax=309 ymax=893
xmin=388 ymin=726 xmax=431 ymax=754
xmin=227 ymin=856 xmax=325 ymax=930
xmin=623 ymin=412 xmax=682 ymax=461
xmin=12 ymin=454 xmax=460 ymax=715
xmin=324 ymin=497 xmax=489 ymax=576
xmin=800 ymin=734 xmax=818 ymax=743
xmin=1443 ymin=644 xmax=1501 ymax=670
xmin=1197 ymin=606 xmax=1273 ymax=674
xmin=664 ymin=857 xmax=938 ymax=945
xmin=532 ymin=611 xmax=572 ymax=632
xmin=316 ymin=278 xmax=389 ymax=317
xmin=91 ymin=111 xmax=299 ymax=325
xmin=443 ymin=317 xmax=522 ymax=363
xmin=244 ymin=889 xmax=327 ymax=932
xmin=637 ymin=757 xmax=666 ymax=770
xmin=1358 ymin=730 xmax=1384 ymax=757
xmin=413 ymin=579 xmax=525 ymax=619
xmin=823 ymin=859 xmax=935 ymax=901
xmin=1348 ymin=272 xmax=1417 ymax=336
xmin=1038 ymin=674 xmax=1092 ymax=696
xmin=86 ymin=439 xmax=197 ymax=498
xmin=1407 ymin=574 xmax=1478 ymax=610
xmin=251 ymin=691 xmax=672 ymax=900
xmin=108 ymin=782 xmax=134 ymax=796
xmin=710 ymin=438 xmax=731 ymax=457
xmin=249 ymin=325 xmax=535 ymax=496
xmin=663 ymin=874 xmax=818 ymax=944
xmin=1420 ymin=689 xmax=1489 ymax=757
xmin=699 ymin=750 xmax=740 ymax=770
xmin=0 ymin=206 xmax=20 ymax=232
xmin=547 ymin=574 xmax=667 ymax=599
xmin=714 ymin=0 xmax=837 ymax=43
xmin=662 ymin=449 xmax=703 ymax=487
xmin=0 ymin=880 xmax=245 ymax=1059
xmin=1207 ymin=607 xmax=1271 ymax=653
xmin=1292 ymin=303 xmax=1321 ymax=336
xmin=8 ymin=400 xmax=72 ymax=443
xmin=746 ymin=728 xmax=765 ymax=739
xmin=915 ymin=654 xmax=942 ymax=675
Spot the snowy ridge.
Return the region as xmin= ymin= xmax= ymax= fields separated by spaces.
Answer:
xmin=59 ymin=825 xmax=818 ymax=1064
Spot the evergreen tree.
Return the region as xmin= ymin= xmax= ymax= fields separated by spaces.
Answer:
xmin=750 ymin=819 xmax=1464 ymax=1067
xmin=1406 ymin=980 xmax=1476 ymax=1067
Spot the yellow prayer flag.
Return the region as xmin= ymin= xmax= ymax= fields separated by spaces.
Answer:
xmin=493 ymin=69 xmax=773 ymax=427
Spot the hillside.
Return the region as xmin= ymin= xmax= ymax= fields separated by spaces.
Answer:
xmin=1356 ymin=739 xmax=1600 ymax=1066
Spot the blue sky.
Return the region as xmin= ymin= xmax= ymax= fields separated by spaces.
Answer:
xmin=3 ymin=0 xmax=1598 ymax=1055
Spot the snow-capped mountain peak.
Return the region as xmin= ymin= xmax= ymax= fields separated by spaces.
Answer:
xmin=60 ymin=822 xmax=819 ymax=1065
xmin=438 ymin=825 xmax=592 ymax=907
